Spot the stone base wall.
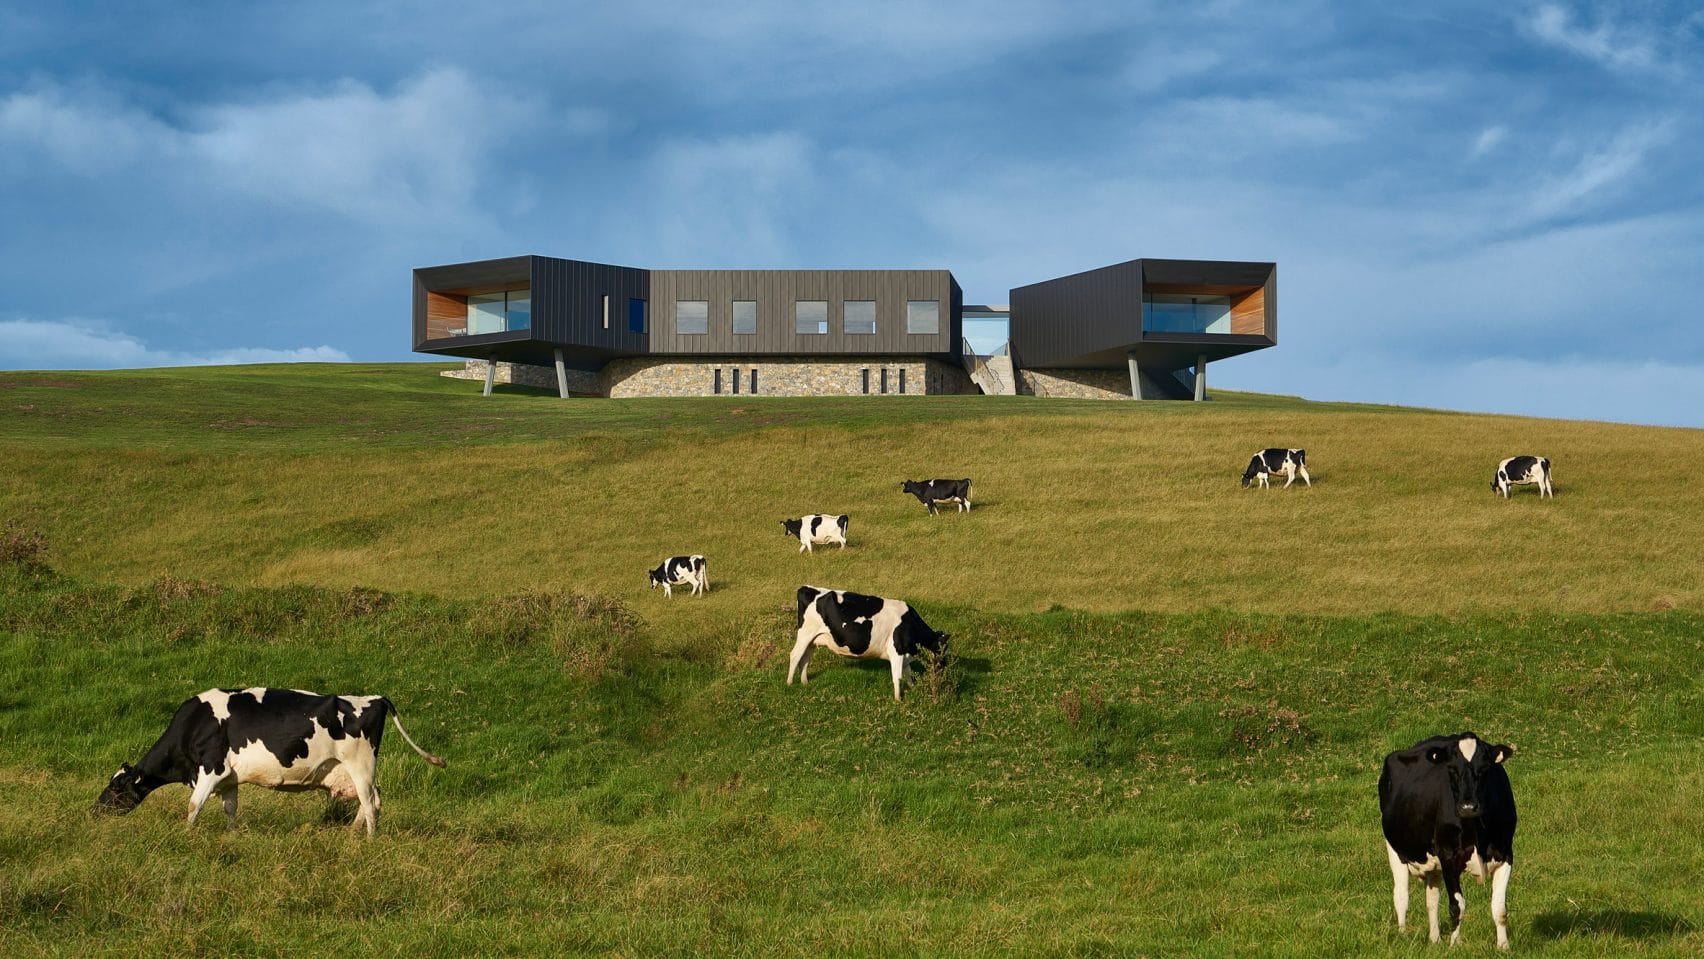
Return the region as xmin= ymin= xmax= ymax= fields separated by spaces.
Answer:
xmin=1015 ymin=368 xmax=1134 ymax=400
xmin=601 ymin=357 xmax=975 ymax=397
xmin=441 ymin=360 xmax=600 ymax=394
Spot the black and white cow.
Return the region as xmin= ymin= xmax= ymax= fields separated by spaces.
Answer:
xmin=1379 ymin=732 xmax=1517 ymax=949
xmin=782 ymin=514 xmax=849 ymax=552
xmin=901 ymin=478 xmax=972 ymax=514
xmin=1491 ymin=456 xmax=1553 ymax=499
xmin=648 ymin=554 xmax=708 ymax=597
xmin=787 ymin=586 xmax=948 ymax=701
xmin=1242 ymin=448 xmax=1310 ymax=489
xmin=94 ymin=688 xmax=445 ymax=836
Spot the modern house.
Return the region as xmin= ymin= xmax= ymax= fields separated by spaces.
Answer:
xmin=412 ymin=255 xmax=1274 ymax=399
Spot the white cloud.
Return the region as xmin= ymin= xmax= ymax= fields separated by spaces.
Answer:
xmin=1522 ymin=120 xmax=1673 ymax=222
xmin=0 ymin=69 xmax=537 ymax=225
xmin=1471 ymin=125 xmax=1507 ymax=158
xmin=1525 ymin=4 xmax=1661 ymax=72
xmin=0 ymin=319 xmax=349 ymax=370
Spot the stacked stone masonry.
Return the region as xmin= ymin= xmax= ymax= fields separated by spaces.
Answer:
xmin=445 ymin=358 xmax=974 ymax=397
xmin=1015 ymin=368 xmax=1134 ymax=400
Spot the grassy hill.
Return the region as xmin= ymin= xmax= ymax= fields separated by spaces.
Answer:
xmin=1 ymin=364 xmax=1701 ymax=957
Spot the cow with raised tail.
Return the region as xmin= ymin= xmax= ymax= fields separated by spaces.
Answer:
xmin=95 ymin=688 xmax=446 ymax=836
xmin=1379 ymin=732 xmax=1517 ymax=949
xmin=1242 ymin=448 xmax=1310 ymax=489
xmin=787 ymin=586 xmax=948 ymax=701
xmin=1491 ymin=456 xmax=1552 ymax=499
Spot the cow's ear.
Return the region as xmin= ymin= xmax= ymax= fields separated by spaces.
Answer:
xmin=1425 ymin=746 xmax=1448 ymax=764
xmin=1492 ymin=743 xmax=1515 ymax=764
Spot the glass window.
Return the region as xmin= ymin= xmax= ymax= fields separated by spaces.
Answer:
xmin=675 ymin=300 xmax=708 ymax=335
xmin=713 ymin=368 xmax=722 ymax=395
xmin=733 ymin=300 xmax=757 ymax=334
xmin=906 ymin=300 xmax=939 ymax=335
xmin=844 ymin=300 xmax=876 ymax=334
xmin=795 ymin=300 xmax=827 ymax=335
xmin=899 ymin=368 xmax=906 ymax=394
xmin=1143 ymin=294 xmax=1232 ymax=334
xmin=749 ymin=368 xmax=757 ymax=393
xmin=861 ymin=369 xmax=870 ymax=394
xmin=731 ymin=368 xmax=741 ymax=394
xmin=880 ymin=368 xmax=889 ymax=394
xmin=628 ymin=298 xmax=647 ymax=334
xmin=506 ymin=290 xmax=530 ymax=331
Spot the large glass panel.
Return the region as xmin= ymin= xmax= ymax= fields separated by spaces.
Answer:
xmin=468 ymin=293 xmax=506 ymax=334
xmin=676 ymin=300 xmax=708 ymax=334
xmin=844 ymin=300 xmax=876 ymax=334
xmin=1143 ymin=294 xmax=1232 ymax=333
xmin=505 ymin=290 xmax=530 ymax=331
xmin=733 ymin=300 xmax=757 ymax=334
xmin=628 ymin=298 xmax=647 ymax=334
xmin=906 ymin=300 xmax=939 ymax=335
xmin=796 ymin=300 xmax=827 ymax=335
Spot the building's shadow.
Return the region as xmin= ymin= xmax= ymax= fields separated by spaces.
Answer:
xmin=1530 ymin=909 xmax=1697 ymax=940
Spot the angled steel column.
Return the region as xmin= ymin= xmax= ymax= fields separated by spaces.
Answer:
xmin=483 ymin=359 xmax=496 ymax=397
xmin=554 ymin=348 xmax=569 ymax=399
xmin=1194 ymin=353 xmax=1207 ymax=401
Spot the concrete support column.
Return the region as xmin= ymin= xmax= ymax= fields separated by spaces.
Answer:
xmin=1126 ymin=351 xmax=1143 ymax=400
xmin=1194 ymin=353 xmax=1207 ymax=401
xmin=553 ymin=348 xmax=569 ymax=399
xmin=482 ymin=359 xmax=496 ymax=397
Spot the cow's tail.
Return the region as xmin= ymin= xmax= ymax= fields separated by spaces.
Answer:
xmin=381 ymin=699 xmax=447 ymax=768
xmin=837 ymin=515 xmax=849 ymax=536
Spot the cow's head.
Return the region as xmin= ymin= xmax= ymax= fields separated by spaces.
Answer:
xmin=1413 ymin=734 xmax=1515 ymax=819
xmin=781 ymin=519 xmax=803 ymax=537
xmin=93 ymin=763 xmax=150 ymax=814
xmin=901 ymin=480 xmax=922 ymax=496
xmin=1241 ymin=458 xmax=1261 ymax=488
xmin=918 ymin=629 xmax=950 ymax=666
xmin=647 ymin=566 xmax=663 ymax=588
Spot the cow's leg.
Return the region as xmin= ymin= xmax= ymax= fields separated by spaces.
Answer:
xmin=1444 ymin=866 xmax=1466 ymax=945
xmin=185 ymin=766 xmax=229 ymax=828
xmin=1298 ymin=464 xmax=1311 ymax=487
xmin=220 ymin=785 xmax=239 ymax=829
xmin=663 ymin=581 xmax=672 ymax=598
xmin=1490 ymin=861 xmax=1512 ymax=950
xmin=787 ymin=634 xmax=818 ymax=685
xmin=337 ymin=754 xmax=381 ymax=837
xmin=889 ymin=652 xmax=907 ymax=701
xmin=1386 ymin=843 xmax=1409 ymax=932
xmin=1424 ymin=871 xmax=1442 ymax=943
xmin=1283 ymin=466 xmax=1296 ymax=488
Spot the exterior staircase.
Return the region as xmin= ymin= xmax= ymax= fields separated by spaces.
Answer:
xmin=963 ymin=339 xmax=1016 ymax=395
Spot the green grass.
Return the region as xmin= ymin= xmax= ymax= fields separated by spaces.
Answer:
xmin=1 ymin=363 xmax=1701 ymax=956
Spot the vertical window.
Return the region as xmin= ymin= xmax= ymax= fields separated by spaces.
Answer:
xmin=899 ymin=368 xmax=907 ymax=394
xmin=861 ymin=369 xmax=870 ymax=394
xmin=675 ymin=300 xmax=708 ymax=335
xmin=795 ymin=300 xmax=828 ymax=335
xmin=732 ymin=368 xmax=741 ymax=394
xmin=506 ymin=291 xmax=530 ymax=331
xmin=880 ymin=368 xmax=889 ymax=394
xmin=627 ymin=298 xmax=647 ymax=334
xmin=733 ymin=300 xmax=757 ymax=334
xmin=713 ymin=368 xmax=722 ymax=395
xmin=906 ymin=300 xmax=940 ymax=335
xmin=843 ymin=300 xmax=876 ymax=334
xmin=602 ymin=294 xmax=610 ymax=330
xmin=749 ymin=368 xmax=757 ymax=393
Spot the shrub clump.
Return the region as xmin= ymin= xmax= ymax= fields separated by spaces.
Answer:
xmin=0 ymin=520 xmax=48 ymax=567
xmin=476 ymin=589 xmax=649 ymax=680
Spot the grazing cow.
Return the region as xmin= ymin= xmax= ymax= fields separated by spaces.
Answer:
xmin=1491 ymin=456 xmax=1553 ymax=499
xmin=901 ymin=478 xmax=972 ymax=514
xmin=782 ymin=514 xmax=849 ymax=552
xmin=787 ymin=586 xmax=948 ymax=701
xmin=1379 ymin=733 xmax=1517 ymax=949
xmin=648 ymin=554 xmax=708 ymax=597
xmin=94 ymin=688 xmax=445 ymax=837
xmin=1242 ymin=448 xmax=1310 ymax=489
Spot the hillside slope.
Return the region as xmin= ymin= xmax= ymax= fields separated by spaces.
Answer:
xmin=1 ymin=363 xmax=1699 ymax=619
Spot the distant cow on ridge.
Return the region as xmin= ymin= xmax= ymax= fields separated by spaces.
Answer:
xmin=648 ymin=554 xmax=708 ymax=597
xmin=95 ymin=688 xmax=445 ymax=837
xmin=901 ymin=478 xmax=972 ymax=514
xmin=1491 ymin=456 xmax=1552 ymax=499
xmin=787 ymin=586 xmax=948 ymax=701
xmin=1379 ymin=732 xmax=1517 ymax=949
xmin=1242 ymin=448 xmax=1310 ymax=489
xmin=782 ymin=515 xmax=849 ymax=552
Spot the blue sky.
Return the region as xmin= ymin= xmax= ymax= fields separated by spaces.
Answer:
xmin=2 ymin=1 xmax=1701 ymax=426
